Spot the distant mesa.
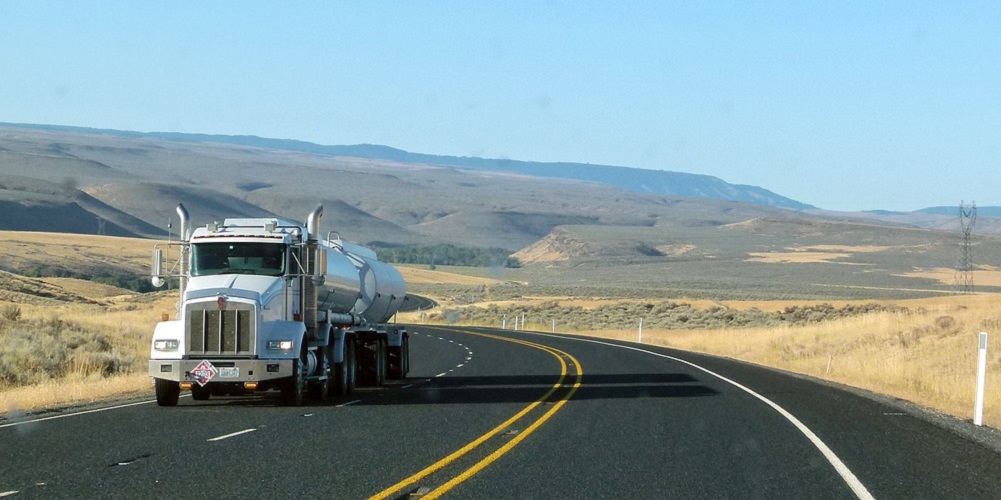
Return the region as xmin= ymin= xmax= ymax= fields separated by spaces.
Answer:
xmin=237 ymin=182 xmax=273 ymax=192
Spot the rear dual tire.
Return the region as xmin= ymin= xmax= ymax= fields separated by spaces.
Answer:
xmin=333 ymin=338 xmax=356 ymax=397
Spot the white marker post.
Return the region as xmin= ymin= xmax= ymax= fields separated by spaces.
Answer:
xmin=552 ymin=319 xmax=556 ymax=333
xmin=975 ymin=332 xmax=989 ymax=426
xmin=503 ymin=315 xmax=507 ymax=329
xmin=638 ymin=318 xmax=643 ymax=344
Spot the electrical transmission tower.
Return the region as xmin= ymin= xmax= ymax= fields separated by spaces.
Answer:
xmin=955 ymin=201 xmax=977 ymax=294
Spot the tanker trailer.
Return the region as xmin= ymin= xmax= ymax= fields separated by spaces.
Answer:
xmin=148 ymin=204 xmax=410 ymax=406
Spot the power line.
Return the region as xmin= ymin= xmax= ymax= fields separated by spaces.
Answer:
xmin=955 ymin=201 xmax=976 ymax=294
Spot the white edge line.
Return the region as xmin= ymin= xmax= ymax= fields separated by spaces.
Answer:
xmin=207 ymin=428 xmax=256 ymax=442
xmin=525 ymin=332 xmax=875 ymax=500
xmin=336 ymin=400 xmax=362 ymax=407
xmin=0 ymin=399 xmax=161 ymax=429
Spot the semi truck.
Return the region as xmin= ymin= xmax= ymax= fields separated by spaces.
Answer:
xmin=148 ymin=204 xmax=409 ymax=406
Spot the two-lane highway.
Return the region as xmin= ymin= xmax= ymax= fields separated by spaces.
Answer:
xmin=3 ymin=325 xmax=1001 ymax=498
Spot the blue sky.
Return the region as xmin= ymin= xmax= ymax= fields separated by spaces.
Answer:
xmin=2 ymin=2 xmax=999 ymax=211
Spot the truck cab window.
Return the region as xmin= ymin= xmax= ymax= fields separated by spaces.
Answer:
xmin=191 ymin=242 xmax=286 ymax=277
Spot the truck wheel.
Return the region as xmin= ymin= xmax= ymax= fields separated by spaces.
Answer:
xmin=346 ymin=339 xmax=357 ymax=392
xmin=389 ymin=336 xmax=409 ymax=380
xmin=191 ymin=385 xmax=211 ymax=400
xmin=155 ymin=379 xmax=180 ymax=407
xmin=375 ymin=338 xmax=387 ymax=386
xmin=401 ymin=336 xmax=410 ymax=377
xmin=308 ymin=377 xmax=329 ymax=401
xmin=357 ymin=340 xmax=376 ymax=386
xmin=388 ymin=345 xmax=401 ymax=380
xmin=333 ymin=339 xmax=354 ymax=397
xmin=308 ymin=355 xmax=330 ymax=401
xmin=281 ymin=359 xmax=306 ymax=406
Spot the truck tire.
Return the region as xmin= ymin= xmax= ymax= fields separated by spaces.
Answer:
xmin=333 ymin=338 xmax=354 ymax=397
xmin=281 ymin=359 xmax=306 ymax=406
xmin=389 ymin=336 xmax=410 ymax=380
xmin=357 ymin=339 xmax=378 ymax=387
xmin=155 ymin=379 xmax=180 ymax=407
xmin=375 ymin=338 xmax=387 ymax=386
xmin=308 ymin=354 xmax=330 ymax=401
xmin=401 ymin=336 xmax=410 ymax=378
xmin=191 ymin=385 xmax=211 ymax=400
xmin=346 ymin=338 xmax=357 ymax=392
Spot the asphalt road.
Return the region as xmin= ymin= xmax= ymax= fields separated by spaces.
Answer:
xmin=400 ymin=294 xmax=438 ymax=313
xmin=3 ymin=325 xmax=1001 ymax=499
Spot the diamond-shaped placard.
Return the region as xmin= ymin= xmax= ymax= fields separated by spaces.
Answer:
xmin=191 ymin=360 xmax=218 ymax=387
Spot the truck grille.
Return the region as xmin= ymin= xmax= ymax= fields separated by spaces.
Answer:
xmin=187 ymin=303 xmax=255 ymax=356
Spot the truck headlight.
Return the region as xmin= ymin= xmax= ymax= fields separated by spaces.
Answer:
xmin=154 ymin=339 xmax=180 ymax=351
xmin=268 ymin=340 xmax=294 ymax=351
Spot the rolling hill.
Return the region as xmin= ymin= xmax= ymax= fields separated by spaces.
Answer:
xmin=3 ymin=122 xmax=1001 ymax=301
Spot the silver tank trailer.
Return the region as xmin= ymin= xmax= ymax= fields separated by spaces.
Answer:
xmin=331 ymin=239 xmax=406 ymax=324
xmin=315 ymin=243 xmax=363 ymax=315
xmin=315 ymin=239 xmax=406 ymax=324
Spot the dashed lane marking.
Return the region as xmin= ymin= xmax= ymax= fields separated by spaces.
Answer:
xmin=207 ymin=428 xmax=256 ymax=442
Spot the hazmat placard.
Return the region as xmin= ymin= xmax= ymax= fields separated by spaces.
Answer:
xmin=190 ymin=360 xmax=218 ymax=386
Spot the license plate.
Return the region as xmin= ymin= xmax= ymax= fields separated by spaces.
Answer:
xmin=219 ymin=367 xmax=240 ymax=379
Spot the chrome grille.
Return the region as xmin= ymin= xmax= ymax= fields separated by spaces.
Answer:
xmin=187 ymin=303 xmax=255 ymax=356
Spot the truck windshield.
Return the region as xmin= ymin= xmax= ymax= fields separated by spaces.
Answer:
xmin=191 ymin=242 xmax=286 ymax=277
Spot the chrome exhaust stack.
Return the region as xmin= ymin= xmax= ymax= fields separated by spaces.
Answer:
xmin=304 ymin=205 xmax=324 ymax=333
xmin=176 ymin=204 xmax=191 ymax=297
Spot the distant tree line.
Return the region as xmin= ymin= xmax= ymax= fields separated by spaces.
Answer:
xmin=373 ymin=243 xmax=521 ymax=269
xmin=18 ymin=264 xmax=155 ymax=293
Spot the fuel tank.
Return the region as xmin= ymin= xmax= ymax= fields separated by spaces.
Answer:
xmin=318 ymin=239 xmax=406 ymax=324
xmin=315 ymin=243 xmax=363 ymax=315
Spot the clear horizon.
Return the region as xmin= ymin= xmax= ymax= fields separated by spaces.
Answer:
xmin=3 ymin=2 xmax=998 ymax=212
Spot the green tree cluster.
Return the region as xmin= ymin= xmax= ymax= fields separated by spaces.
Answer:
xmin=374 ymin=244 xmax=521 ymax=269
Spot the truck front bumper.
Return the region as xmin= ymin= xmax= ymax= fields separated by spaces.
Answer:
xmin=149 ymin=359 xmax=294 ymax=383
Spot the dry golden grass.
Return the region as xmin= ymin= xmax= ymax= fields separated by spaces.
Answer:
xmin=38 ymin=277 xmax=135 ymax=299
xmin=0 ymin=294 xmax=175 ymax=412
xmin=899 ymin=267 xmax=1001 ymax=287
xmin=397 ymin=265 xmax=501 ymax=286
xmin=0 ymin=230 xmax=158 ymax=274
xmin=747 ymin=244 xmax=891 ymax=264
xmin=1 ymin=374 xmax=152 ymax=414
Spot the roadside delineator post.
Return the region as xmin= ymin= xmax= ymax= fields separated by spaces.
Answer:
xmin=975 ymin=332 xmax=988 ymax=426
xmin=638 ymin=318 xmax=643 ymax=344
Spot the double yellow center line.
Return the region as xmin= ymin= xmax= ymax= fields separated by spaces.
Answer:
xmin=370 ymin=329 xmax=583 ymax=499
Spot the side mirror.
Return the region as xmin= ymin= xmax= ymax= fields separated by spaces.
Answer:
xmin=151 ymin=248 xmax=165 ymax=288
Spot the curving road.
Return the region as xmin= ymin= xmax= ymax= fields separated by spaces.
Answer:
xmin=400 ymin=294 xmax=438 ymax=313
xmin=2 ymin=325 xmax=1001 ymax=498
